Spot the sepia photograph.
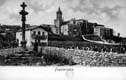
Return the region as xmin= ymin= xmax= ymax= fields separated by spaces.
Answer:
xmin=0 ymin=0 xmax=126 ymax=80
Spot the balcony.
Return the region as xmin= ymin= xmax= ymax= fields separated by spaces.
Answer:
xmin=31 ymin=34 xmax=47 ymax=40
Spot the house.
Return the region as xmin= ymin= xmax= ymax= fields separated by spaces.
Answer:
xmin=94 ymin=25 xmax=113 ymax=39
xmin=41 ymin=24 xmax=56 ymax=35
xmin=16 ymin=25 xmax=51 ymax=47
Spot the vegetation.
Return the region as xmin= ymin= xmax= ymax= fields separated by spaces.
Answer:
xmin=42 ymin=47 xmax=126 ymax=66
xmin=0 ymin=46 xmax=126 ymax=66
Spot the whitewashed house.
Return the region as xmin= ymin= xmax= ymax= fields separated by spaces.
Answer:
xmin=16 ymin=26 xmax=49 ymax=47
xmin=61 ymin=24 xmax=69 ymax=35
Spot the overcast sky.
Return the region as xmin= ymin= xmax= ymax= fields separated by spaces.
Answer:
xmin=0 ymin=0 xmax=126 ymax=37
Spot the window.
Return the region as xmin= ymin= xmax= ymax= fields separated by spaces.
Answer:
xmin=42 ymin=32 xmax=45 ymax=36
xmin=38 ymin=31 xmax=41 ymax=35
xmin=33 ymin=31 xmax=36 ymax=35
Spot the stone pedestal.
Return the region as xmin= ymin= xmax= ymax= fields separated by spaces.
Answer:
xmin=21 ymin=40 xmax=27 ymax=49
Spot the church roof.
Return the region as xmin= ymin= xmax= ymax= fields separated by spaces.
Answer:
xmin=57 ymin=7 xmax=62 ymax=14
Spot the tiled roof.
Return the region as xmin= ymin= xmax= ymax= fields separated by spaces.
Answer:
xmin=17 ymin=25 xmax=53 ymax=33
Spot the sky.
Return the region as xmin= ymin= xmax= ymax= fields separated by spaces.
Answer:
xmin=0 ymin=0 xmax=126 ymax=37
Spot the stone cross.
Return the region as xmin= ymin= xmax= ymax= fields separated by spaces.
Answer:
xmin=19 ymin=2 xmax=28 ymax=49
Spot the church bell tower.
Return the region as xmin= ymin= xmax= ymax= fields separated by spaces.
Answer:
xmin=54 ymin=7 xmax=63 ymax=34
xmin=57 ymin=7 xmax=62 ymax=20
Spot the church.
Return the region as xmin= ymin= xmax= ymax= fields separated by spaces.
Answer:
xmin=52 ymin=7 xmax=113 ymax=39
